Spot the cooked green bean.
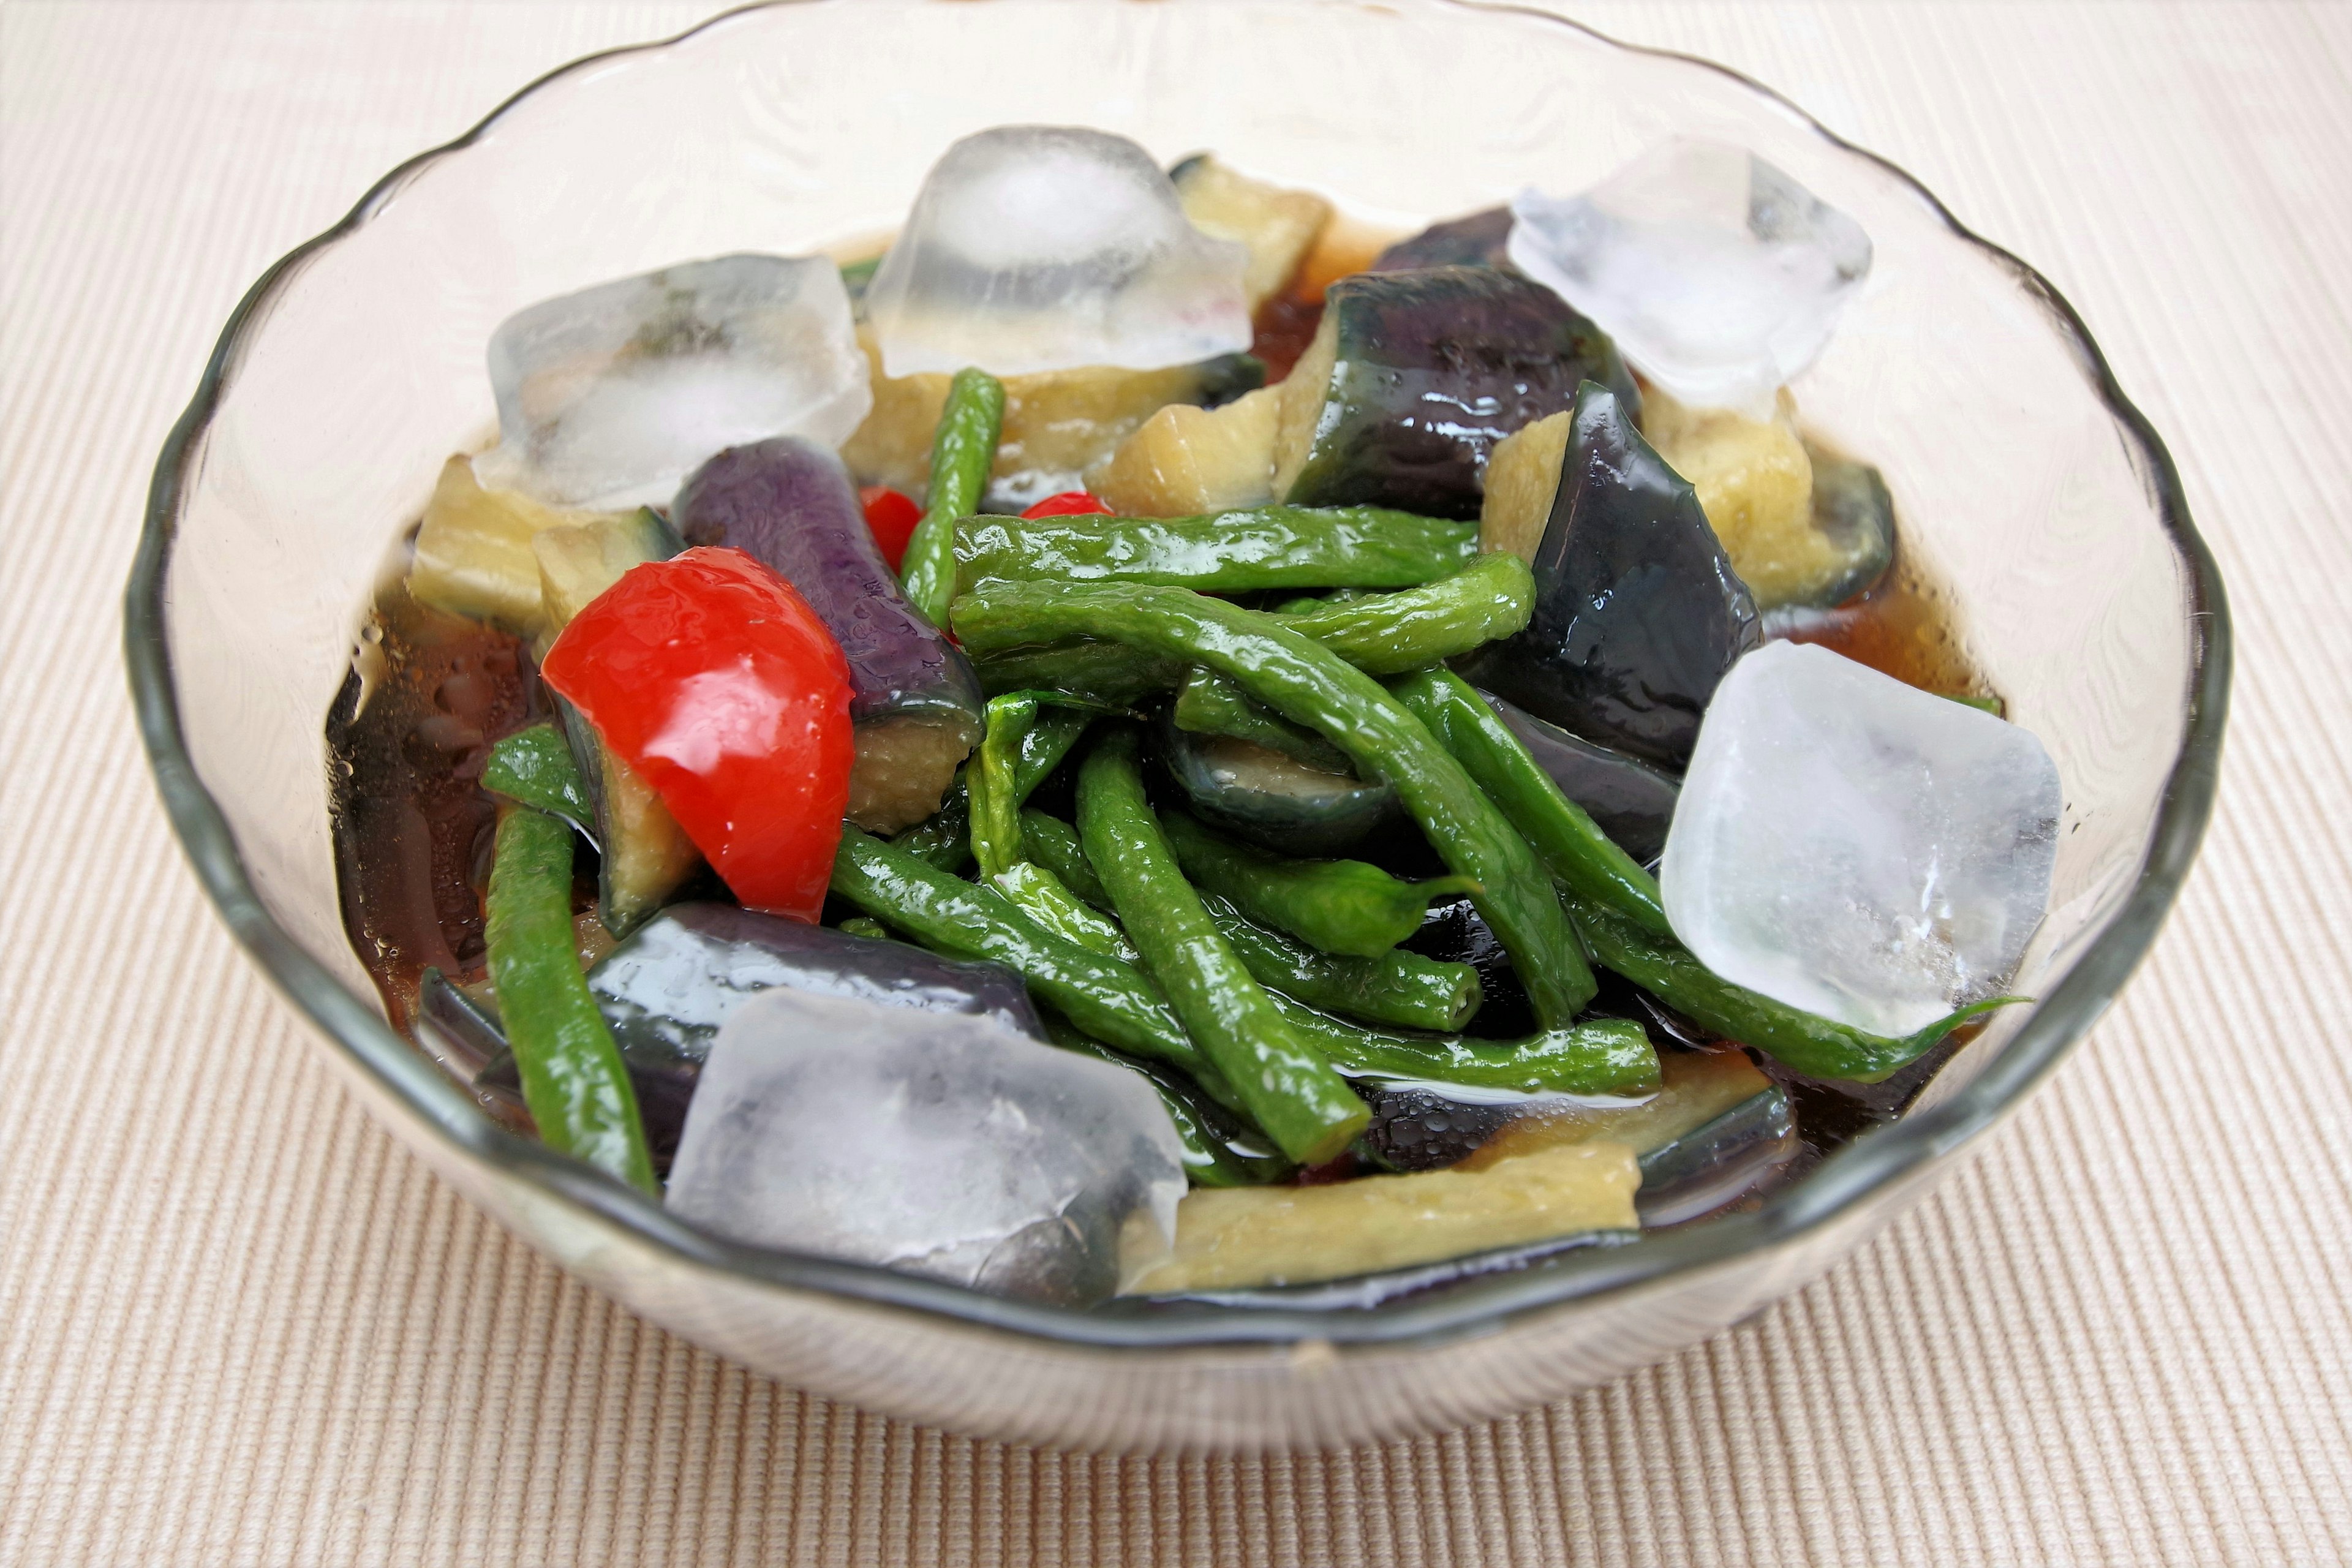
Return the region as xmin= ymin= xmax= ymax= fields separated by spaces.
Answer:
xmin=900 ymin=366 xmax=1005 ymax=624
xmin=1204 ymin=895 xmax=1482 ymax=1033
xmin=1265 ymin=550 xmax=1534 ymax=674
xmin=837 ymin=916 xmax=891 ymax=941
xmin=973 ymin=641 xmax=1186 ymax=706
xmin=889 ymin=705 xmax=1094 ymax=875
xmin=482 ymin=723 xmax=596 ymax=839
xmin=1077 ymin=729 xmax=1370 ymax=1165
xmin=1389 ymin=667 xmax=1669 ymax=934
xmin=952 ymin=578 xmax=1599 ymax=1023
xmin=957 ymin=505 xmax=1477 ymax=592
xmin=1039 ymin=1012 xmax=1294 ymax=1188
xmin=1563 ymin=894 xmax=2021 ymax=1084
xmin=483 ymin=804 xmax=655 ymax=1193
xmin=1160 ymin=809 xmax=1475 ymax=959
xmin=1171 ymin=668 xmax=1352 ymax=772
xmin=1019 ymin=809 xmax=1112 ymax=908
xmin=1270 ymin=994 xmax=1659 ymax=1098
xmin=829 ymin=826 xmax=1232 ymax=1099
xmin=992 ymin=862 xmax=1136 ymax=961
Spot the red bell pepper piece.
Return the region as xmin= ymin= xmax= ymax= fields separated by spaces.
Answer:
xmin=541 ymin=547 xmax=854 ymax=922
xmin=858 ymin=485 xmax=922 ymax=571
xmin=1019 ymin=491 xmax=1114 ymax=519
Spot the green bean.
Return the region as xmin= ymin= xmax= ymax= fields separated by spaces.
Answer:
xmin=1038 ymin=1012 xmax=1294 ymax=1188
xmin=973 ymin=641 xmax=1186 ymax=706
xmin=957 ymin=505 xmax=1476 ymax=593
xmin=1389 ymin=668 xmax=1669 ymax=935
xmin=1077 ymin=729 xmax=1370 ymax=1166
xmin=482 ymin=723 xmax=595 ymax=839
xmin=887 ymin=706 xmax=1094 ymax=875
xmin=830 ymin=826 xmax=1234 ymax=1101
xmin=1171 ymin=668 xmax=1352 ymax=772
xmin=1269 ymin=994 xmax=1657 ymax=1098
xmin=1159 ymin=809 xmax=1476 ymax=960
xmin=1265 ymin=551 xmax=1534 ymax=674
xmin=1203 ymin=895 xmax=1482 ymax=1033
xmin=483 ymin=804 xmax=655 ymax=1193
xmin=952 ymin=578 xmax=1599 ymax=1023
xmin=968 ymin=694 xmax=1036 ymax=880
xmin=1019 ymin=809 xmax=1112 ymax=908
xmin=990 ymin=863 xmax=1134 ymax=960
xmin=1562 ymin=894 xmax=2022 ymax=1084
xmin=900 ymin=367 xmax=1005 ymax=624
xmin=837 ymin=916 xmax=891 ymax=941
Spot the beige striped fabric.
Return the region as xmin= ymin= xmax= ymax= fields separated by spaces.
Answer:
xmin=2 ymin=2 xmax=2347 ymax=1562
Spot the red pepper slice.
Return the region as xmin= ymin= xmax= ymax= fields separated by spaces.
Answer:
xmin=1019 ymin=491 xmax=1114 ymax=519
xmin=858 ymin=485 xmax=922 ymax=571
xmin=541 ymin=547 xmax=854 ymax=922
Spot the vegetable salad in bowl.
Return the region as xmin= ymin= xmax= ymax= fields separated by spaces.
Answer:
xmin=333 ymin=125 xmax=2062 ymax=1309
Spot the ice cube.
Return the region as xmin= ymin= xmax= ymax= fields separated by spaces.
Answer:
xmin=1509 ymin=140 xmax=1871 ymax=416
xmin=665 ymin=988 xmax=1186 ymax=1305
xmin=477 ymin=254 xmax=871 ymax=509
xmin=1659 ymin=641 xmax=2059 ymax=1038
xmin=864 ymin=126 xmax=1253 ymax=379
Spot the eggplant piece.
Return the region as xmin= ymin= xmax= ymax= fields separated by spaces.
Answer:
xmin=1634 ymin=1084 xmax=1795 ymax=1226
xmin=529 ymin=508 xmax=703 ymax=938
xmin=1474 ymin=689 xmax=1681 ymax=864
xmin=1458 ymin=382 xmax=1760 ymax=769
xmin=1170 ymin=154 xmax=1333 ymax=311
xmin=675 ymin=436 xmax=986 ymax=833
xmin=475 ymin=903 xmax=1045 ymax=1172
xmin=1368 ymin=206 xmax=1513 ymax=273
xmin=1404 ymin=895 xmax=1536 ymax=1041
xmin=1799 ymin=441 xmax=1898 ymax=608
xmin=1156 ymin=710 xmax=1396 ymax=857
xmin=1355 ymin=1085 xmax=1518 ymax=1172
xmin=1272 ymin=266 xmax=1638 ymax=519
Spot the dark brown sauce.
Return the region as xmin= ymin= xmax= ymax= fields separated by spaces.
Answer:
xmin=1765 ymin=549 xmax=1992 ymax=701
xmin=327 ymin=569 xmax=533 ymax=1031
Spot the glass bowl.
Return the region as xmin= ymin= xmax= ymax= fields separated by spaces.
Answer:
xmin=127 ymin=0 xmax=2229 ymax=1452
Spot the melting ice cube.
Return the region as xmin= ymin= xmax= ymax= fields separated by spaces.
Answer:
xmin=665 ymin=988 xmax=1186 ymax=1305
xmin=478 ymin=254 xmax=870 ymax=510
xmin=864 ymin=125 xmax=1253 ymax=379
xmin=1509 ymin=140 xmax=1872 ymax=415
xmin=1659 ymin=641 xmax=2059 ymax=1038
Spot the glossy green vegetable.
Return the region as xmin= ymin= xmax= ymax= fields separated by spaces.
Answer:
xmin=1171 ymin=668 xmax=1351 ymax=772
xmin=1019 ymin=809 xmax=1111 ymax=908
xmin=1159 ymin=809 xmax=1474 ymax=959
xmin=973 ymin=641 xmax=1186 ymax=706
xmin=1265 ymin=551 xmax=1534 ymax=674
xmin=829 ymin=826 xmax=1233 ymax=1100
xmin=888 ymin=705 xmax=1095 ymax=875
xmin=952 ymin=579 xmax=1599 ymax=1023
xmin=1040 ymin=1012 xmax=1294 ymax=1188
xmin=956 ymin=505 xmax=1477 ymax=593
xmin=1562 ymin=894 xmax=2021 ymax=1084
xmin=901 ymin=367 xmax=1006 ymax=624
xmin=1389 ymin=667 xmax=1668 ymax=934
xmin=483 ymin=804 xmax=656 ymax=1193
xmin=1076 ymin=729 xmax=1370 ymax=1166
xmin=1204 ymin=895 xmax=1481 ymax=1033
xmin=482 ymin=723 xmax=595 ymax=837
xmin=1271 ymin=994 xmax=1658 ymax=1098
xmin=837 ymin=916 xmax=890 ymax=941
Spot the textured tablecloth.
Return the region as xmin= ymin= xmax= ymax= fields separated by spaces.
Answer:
xmin=3 ymin=2 xmax=2346 ymax=1562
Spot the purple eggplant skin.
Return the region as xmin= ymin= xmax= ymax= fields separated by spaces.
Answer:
xmin=478 ymin=903 xmax=1046 ymax=1172
xmin=1370 ymin=207 xmax=1513 ymax=274
xmin=1474 ymin=688 xmax=1682 ymax=865
xmin=674 ymin=437 xmax=984 ymax=832
xmin=1459 ymin=381 xmax=1760 ymax=769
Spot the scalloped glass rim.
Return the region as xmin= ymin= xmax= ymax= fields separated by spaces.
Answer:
xmin=125 ymin=0 xmax=2230 ymax=1353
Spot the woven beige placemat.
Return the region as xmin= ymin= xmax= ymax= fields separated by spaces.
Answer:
xmin=3 ymin=2 xmax=2346 ymax=1562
